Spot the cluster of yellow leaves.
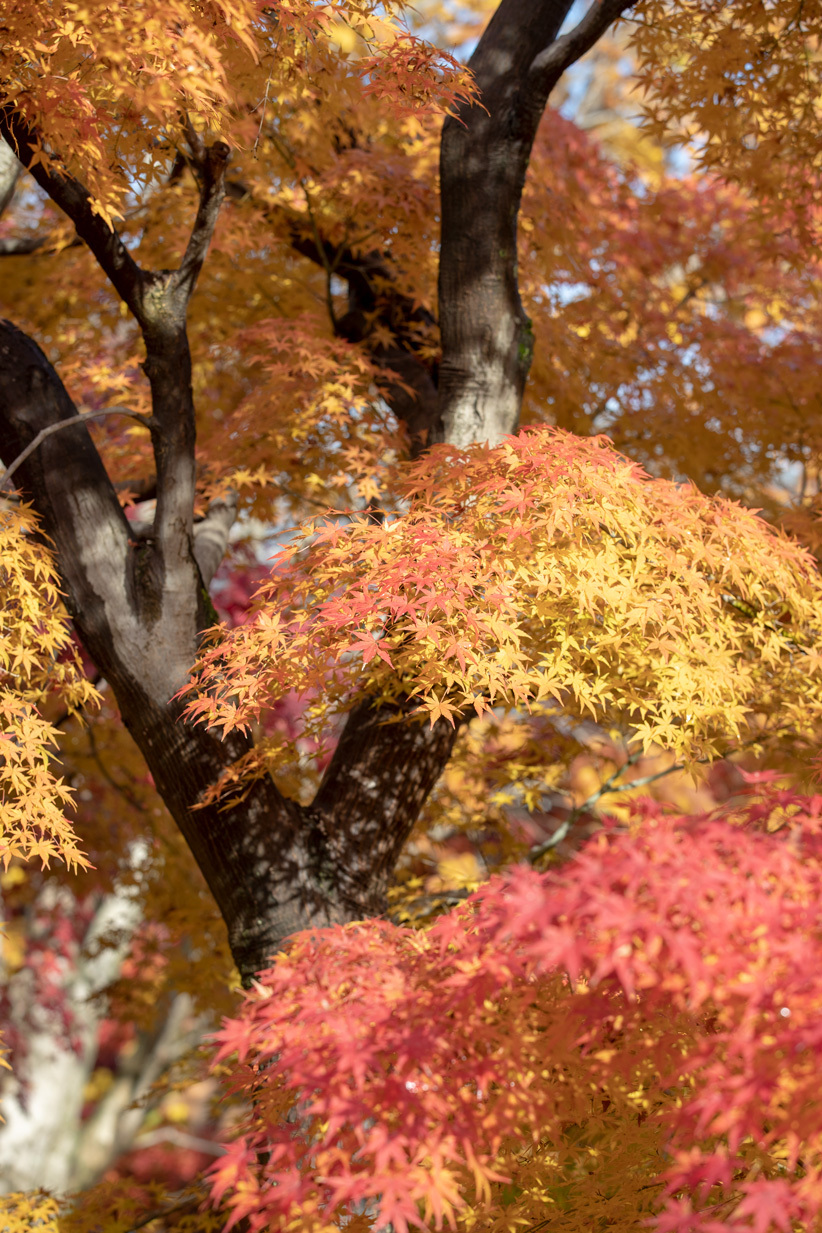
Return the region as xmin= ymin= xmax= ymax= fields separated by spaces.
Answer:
xmin=0 ymin=1190 xmax=60 ymax=1233
xmin=0 ymin=506 xmax=98 ymax=871
xmin=186 ymin=426 xmax=822 ymax=769
xmin=0 ymin=1180 xmax=223 ymax=1233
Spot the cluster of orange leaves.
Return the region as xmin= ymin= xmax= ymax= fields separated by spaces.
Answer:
xmin=631 ymin=0 xmax=822 ymax=243
xmin=0 ymin=0 xmax=470 ymax=227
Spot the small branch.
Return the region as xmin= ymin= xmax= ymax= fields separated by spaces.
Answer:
xmin=193 ymin=490 xmax=238 ymax=586
xmin=172 ymin=140 xmax=230 ymax=306
xmin=527 ymin=747 xmax=645 ymax=862
xmin=123 ymin=1193 xmax=202 ymax=1233
xmin=388 ymin=887 xmax=471 ymax=923
xmin=86 ymin=722 xmax=148 ymax=815
xmin=529 ymin=0 xmax=635 ymax=92
xmin=0 ymin=233 xmax=84 ymax=258
xmin=1 ymin=407 xmax=154 ymax=490
xmin=133 ymin=1127 xmax=226 ymax=1156
xmin=300 ymin=180 xmax=341 ymax=331
xmin=0 ymin=235 xmax=47 ymax=256
xmin=253 ymin=67 xmax=275 ymax=157
xmin=526 ymin=723 xmax=791 ymax=864
xmin=0 ymin=105 xmax=146 ymax=315
xmin=0 ymin=136 xmax=20 ymax=215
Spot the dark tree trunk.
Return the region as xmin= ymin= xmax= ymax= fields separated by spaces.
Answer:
xmin=0 ymin=0 xmax=632 ymax=980
xmin=437 ymin=0 xmax=634 ymax=446
xmin=0 ymin=321 xmax=459 ymax=980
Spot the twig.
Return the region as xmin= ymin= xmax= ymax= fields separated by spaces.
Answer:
xmin=123 ymin=1193 xmax=201 ymax=1233
xmin=253 ymin=67 xmax=274 ymax=157
xmin=528 ymin=746 xmax=644 ymax=863
xmin=527 ymin=728 xmax=789 ymax=865
xmin=1 ymin=407 xmax=154 ymax=490
xmin=300 ymin=179 xmax=343 ymax=331
xmin=86 ymin=722 xmax=147 ymax=815
xmin=388 ymin=887 xmax=471 ymax=922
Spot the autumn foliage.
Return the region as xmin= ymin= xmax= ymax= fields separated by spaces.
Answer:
xmin=6 ymin=1 xmax=822 ymax=1232
xmin=0 ymin=507 xmax=98 ymax=872
xmin=214 ymin=790 xmax=822 ymax=1233
xmin=187 ymin=427 xmax=822 ymax=759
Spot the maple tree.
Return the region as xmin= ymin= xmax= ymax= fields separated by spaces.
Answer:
xmin=4 ymin=0 xmax=822 ymax=1230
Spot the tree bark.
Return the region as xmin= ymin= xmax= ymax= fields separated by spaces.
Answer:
xmin=0 ymin=0 xmax=632 ymax=985
xmin=437 ymin=0 xmax=633 ymax=446
xmin=0 ymin=319 xmax=458 ymax=979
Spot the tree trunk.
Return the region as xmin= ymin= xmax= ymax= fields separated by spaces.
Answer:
xmin=437 ymin=0 xmax=633 ymax=445
xmin=0 ymin=0 xmax=632 ymax=985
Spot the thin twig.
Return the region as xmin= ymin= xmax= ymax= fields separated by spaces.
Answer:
xmin=528 ymin=746 xmax=644 ymax=863
xmin=86 ymin=723 xmax=148 ymax=815
xmin=527 ymin=727 xmax=790 ymax=865
xmin=388 ymin=887 xmax=471 ymax=922
xmin=123 ymin=1193 xmax=201 ymax=1233
xmin=253 ymin=66 xmax=274 ymax=157
xmin=300 ymin=179 xmax=342 ymax=331
xmin=1 ymin=407 xmax=154 ymax=490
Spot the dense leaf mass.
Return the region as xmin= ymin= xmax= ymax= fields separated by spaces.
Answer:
xmin=632 ymin=0 xmax=822 ymax=242
xmin=0 ymin=0 xmax=469 ymax=227
xmin=214 ymin=793 xmax=822 ymax=1233
xmin=7 ymin=0 xmax=822 ymax=1230
xmin=187 ymin=426 xmax=822 ymax=762
xmin=0 ymin=507 xmax=98 ymax=870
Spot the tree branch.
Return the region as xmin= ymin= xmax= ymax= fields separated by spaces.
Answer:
xmin=299 ymin=0 xmax=636 ymax=897
xmin=437 ymin=0 xmax=634 ymax=446
xmin=172 ymin=140 xmax=230 ymax=307
xmin=311 ymin=697 xmax=461 ymax=914
xmin=0 ymin=319 xmax=346 ymax=983
xmin=0 ymin=406 xmax=154 ymax=491
xmin=193 ymin=490 xmax=238 ymax=586
xmin=529 ymin=0 xmax=636 ymax=92
xmin=213 ymin=165 xmax=440 ymax=451
xmin=0 ymin=235 xmax=46 ymax=256
xmin=0 ymin=107 xmax=145 ymax=315
xmin=0 ymin=103 xmax=232 ymax=584
xmin=0 ymin=136 xmax=20 ymax=216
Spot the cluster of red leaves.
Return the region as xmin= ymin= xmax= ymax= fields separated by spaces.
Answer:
xmin=212 ymin=791 xmax=822 ymax=1233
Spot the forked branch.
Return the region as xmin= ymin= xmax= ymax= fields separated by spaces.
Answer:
xmin=529 ymin=0 xmax=636 ymax=94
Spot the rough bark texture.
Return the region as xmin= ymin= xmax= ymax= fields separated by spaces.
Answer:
xmin=437 ymin=0 xmax=633 ymax=446
xmin=0 ymin=138 xmax=19 ymax=218
xmin=0 ymin=317 xmax=457 ymax=981
xmin=0 ymin=0 xmax=630 ymax=984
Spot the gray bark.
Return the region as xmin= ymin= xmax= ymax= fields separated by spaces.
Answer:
xmin=0 ymin=887 xmax=141 ymax=1193
xmin=0 ymin=139 xmax=19 ymax=218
